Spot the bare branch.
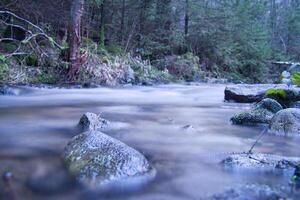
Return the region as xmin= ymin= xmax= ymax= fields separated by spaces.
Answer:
xmin=0 ymin=10 xmax=44 ymax=33
xmin=0 ymin=10 xmax=63 ymax=50
xmin=0 ymin=19 xmax=33 ymax=34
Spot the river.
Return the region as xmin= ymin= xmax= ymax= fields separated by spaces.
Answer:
xmin=0 ymin=84 xmax=299 ymax=200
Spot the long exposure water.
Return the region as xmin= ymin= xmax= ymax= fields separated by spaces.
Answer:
xmin=0 ymin=84 xmax=299 ymax=200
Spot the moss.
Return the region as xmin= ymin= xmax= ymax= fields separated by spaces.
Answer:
xmin=265 ymin=89 xmax=286 ymax=98
xmin=291 ymin=72 xmax=300 ymax=86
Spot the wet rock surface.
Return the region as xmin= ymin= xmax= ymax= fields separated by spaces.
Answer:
xmin=224 ymin=84 xmax=300 ymax=103
xmin=231 ymin=98 xmax=282 ymax=125
xmin=63 ymin=130 xmax=153 ymax=188
xmin=222 ymin=153 xmax=300 ymax=170
xmin=78 ymin=112 xmax=110 ymax=132
xmin=225 ymin=84 xmax=286 ymax=103
xmin=269 ymin=108 xmax=300 ymax=136
xmin=207 ymin=184 xmax=300 ymax=200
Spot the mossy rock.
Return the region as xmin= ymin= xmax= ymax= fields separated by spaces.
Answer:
xmin=291 ymin=72 xmax=300 ymax=86
xmin=265 ymin=88 xmax=300 ymax=107
xmin=63 ymin=131 xmax=153 ymax=187
xmin=231 ymin=98 xmax=283 ymax=125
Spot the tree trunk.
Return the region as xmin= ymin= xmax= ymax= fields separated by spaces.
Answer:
xmin=119 ymin=0 xmax=125 ymax=44
xmin=68 ymin=0 xmax=84 ymax=81
xmin=184 ymin=0 xmax=189 ymax=36
xmin=99 ymin=0 xmax=105 ymax=47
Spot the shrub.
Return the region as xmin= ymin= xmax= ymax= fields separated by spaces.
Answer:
xmin=0 ymin=54 xmax=9 ymax=83
xmin=37 ymin=73 xmax=58 ymax=84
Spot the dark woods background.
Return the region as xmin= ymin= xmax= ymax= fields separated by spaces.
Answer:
xmin=1 ymin=0 xmax=300 ymax=83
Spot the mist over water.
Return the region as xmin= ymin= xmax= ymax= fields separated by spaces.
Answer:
xmin=0 ymin=84 xmax=299 ymax=200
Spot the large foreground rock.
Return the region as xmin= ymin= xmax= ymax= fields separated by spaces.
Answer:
xmin=224 ymin=84 xmax=300 ymax=103
xmin=231 ymin=98 xmax=282 ymax=125
xmin=63 ymin=130 xmax=153 ymax=187
xmin=222 ymin=153 xmax=300 ymax=170
xmin=269 ymin=108 xmax=300 ymax=136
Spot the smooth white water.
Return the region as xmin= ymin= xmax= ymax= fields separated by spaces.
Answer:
xmin=0 ymin=84 xmax=299 ymax=200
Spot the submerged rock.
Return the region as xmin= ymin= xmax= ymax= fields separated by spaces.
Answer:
xmin=231 ymin=98 xmax=282 ymax=125
xmin=222 ymin=153 xmax=300 ymax=170
xmin=207 ymin=184 xmax=300 ymax=200
xmin=63 ymin=130 xmax=153 ymax=188
xmin=78 ymin=112 xmax=110 ymax=131
xmin=269 ymin=108 xmax=300 ymax=136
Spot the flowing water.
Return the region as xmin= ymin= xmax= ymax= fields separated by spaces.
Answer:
xmin=0 ymin=84 xmax=299 ymax=200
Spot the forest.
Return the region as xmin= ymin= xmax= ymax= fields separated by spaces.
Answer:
xmin=1 ymin=1 xmax=300 ymax=200
xmin=0 ymin=0 xmax=300 ymax=85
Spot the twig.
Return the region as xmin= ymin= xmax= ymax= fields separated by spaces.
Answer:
xmin=247 ymin=126 xmax=268 ymax=155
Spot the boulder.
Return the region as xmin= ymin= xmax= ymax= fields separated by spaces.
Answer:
xmin=224 ymin=84 xmax=300 ymax=103
xmin=78 ymin=112 xmax=110 ymax=131
xmin=222 ymin=153 xmax=300 ymax=170
xmin=269 ymin=108 xmax=300 ymax=136
xmin=231 ymin=98 xmax=282 ymax=125
xmin=63 ymin=130 xmax=153 ymax=187
xmin=225 ymin=84 xmax=285 ymax=103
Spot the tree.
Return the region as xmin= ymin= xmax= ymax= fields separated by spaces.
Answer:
xmin=68 ymin=0 xmax=85 ymax=81
xmin=184 ymin=0 xmax=189 ymax=36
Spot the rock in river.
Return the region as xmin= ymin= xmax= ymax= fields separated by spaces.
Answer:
xmin=63 ymin=130 xmax=153 ymax=188
xmin=78 ymin=112 xmax=110 ymax=131
xmin=224 ymin=84 xmax=300 ymax=103
xmin=231 ymin=98 xmax=282 ymax=125
xmin=222 ymin=153 xmax=300 ymax=170
xmin=207 ymin=184 xmax=300 ymax=200
xmin=269 ymin=108 xmax=300 ymax=136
